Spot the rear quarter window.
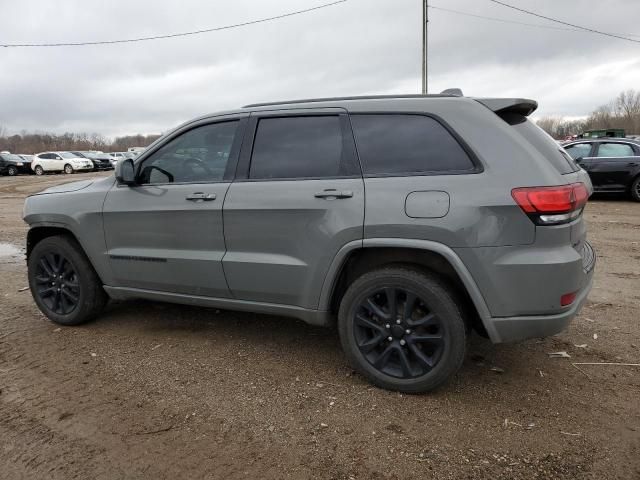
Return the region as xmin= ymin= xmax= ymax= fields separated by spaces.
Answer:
xmin=502 ymin=113 xmax=579 ymax=174
xmin=349 ymin=114 xmax=476 ymax=176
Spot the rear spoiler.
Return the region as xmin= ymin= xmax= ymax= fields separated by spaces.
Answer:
xmin=474 ymin=97 xmax=538 ymax=116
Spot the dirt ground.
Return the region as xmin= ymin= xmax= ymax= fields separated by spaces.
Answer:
xmin=0 ymin=172 xmax=638 ymax=480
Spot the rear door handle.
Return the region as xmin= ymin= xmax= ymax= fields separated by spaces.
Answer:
xmin=314 ymin=189 xmax=353 ymax=199
xmin=627 ymin=162 xmax=638 ymax=166
xmin=186 ymin=192 xmax=216 ymax=201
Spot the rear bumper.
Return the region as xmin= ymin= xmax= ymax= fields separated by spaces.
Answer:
xmin=486 ymin=271 xmax=593 ymax=343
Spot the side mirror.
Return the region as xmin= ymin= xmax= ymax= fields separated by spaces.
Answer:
xmin=115 ymin=158 xmax=136 ymax=185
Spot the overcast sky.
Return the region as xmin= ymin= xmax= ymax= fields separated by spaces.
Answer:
xmin=1 ymin=0 xmax=639 ymax=137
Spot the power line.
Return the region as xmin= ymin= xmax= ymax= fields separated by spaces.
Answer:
xmin=430 ymin=4 xmax=640 ymax=37
xmin=487 ymin=0 xmax=640 ymax=44
xmin=0 ymin=0 xmax=347 ymax=48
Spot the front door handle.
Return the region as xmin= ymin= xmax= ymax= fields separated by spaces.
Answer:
xmin=627 ymin=162 xmax=638 ymax=166
xmin=186 ymin=192 xmax=216 ymax=201
xmin=314 ymin=189 xmax=353 ymax=199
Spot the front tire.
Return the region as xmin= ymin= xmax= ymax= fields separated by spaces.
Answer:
xmin=28 ymin=235 xmax=107 ymax=326
xmin=631 ymin=176 xmax=640 ymax=202
xmin=7 ymin=165 xmax=18 ymax=176
xmin=338 ymin=267 xmax=466 ymax=393
xmin=63 ymin=164 xmax=74 ymax=174
xmin=34 ymin=165 xmax=44 ymax=176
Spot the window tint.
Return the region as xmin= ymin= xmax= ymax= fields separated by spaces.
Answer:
xmin=138 ymin=121 xmax=239 ymax=184
xmin=597 ymin=142 xmax=635 ymax=158
xmin=564 ymin=143 xmax=592 ymax=160
xmin=249 ymin=116 xmax=345 ymax=179
xmin=501 ymin=114 xmax=578 ymax=174
xmin=350 ymin=114 xmax=474 ymax=175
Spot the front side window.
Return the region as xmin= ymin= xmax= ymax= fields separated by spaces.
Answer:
xmin=564 ymin=143 xmax=592 ymax=160
xmin=138 ymin=121 xmax=239 ymax=184
xmin=596 ymin=143 xmax=635 ymax=158
xmin=249 ymin=116 xmax=345 ymax=179
xmin=350 ymin=114 xmax=475 ymax=175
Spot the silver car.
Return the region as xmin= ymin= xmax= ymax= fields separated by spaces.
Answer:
xmin=23 ymin=93 xmax=595 ymax=392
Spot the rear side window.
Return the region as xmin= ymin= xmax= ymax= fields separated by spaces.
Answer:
xmin=564 ymin=143 xmax=592 ymax=160
xmin=501 ymin=113 xmax=579 ymax=174
xmin=349 ymin=114 xmax=475 ymax=175
xmin=596 ymin=142 xmax=635 ymax=157
xmin=249 ymin=116 xmax=346 ymax=179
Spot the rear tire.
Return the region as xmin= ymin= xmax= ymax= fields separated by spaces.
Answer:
xmin=338 ymin=267 xmax=466 ymax=393
xmin=28 ymin=235 xmax=107 ymax=326
xmin=631 ymin=176 xmax=640 ymax=202
xmin=64 ymin=164 xmax=74 ymax=174
xmin=34 ymin=165 xmax=44 ymax=176
xmin=7 ymin=165 xmax=18 ymax=176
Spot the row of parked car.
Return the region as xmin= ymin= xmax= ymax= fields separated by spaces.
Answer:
xmin=0 ymin=150 xmax=144 ymax=176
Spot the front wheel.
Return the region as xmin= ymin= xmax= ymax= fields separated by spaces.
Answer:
xmin=28 ymin=235 xmax=107 ymax=325
xmin=63 ymin=164 xmax=74 ymax=174
xmin=34 ymin=165 xmax=44 ymax=176
xmin=7 ymin=165 xmax=18 ymax=176
xmin=338 ymin=267 xmax=467 ymax=393
xmin=631 ymin=176 xmax=640 ymax=202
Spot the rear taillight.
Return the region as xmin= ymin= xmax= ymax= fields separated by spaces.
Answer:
xmin=511 ymin=183 xmax=589 ymax=225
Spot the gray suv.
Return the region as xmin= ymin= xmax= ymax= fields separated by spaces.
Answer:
xmin=23 ymin=94 xmax=596 ymax=392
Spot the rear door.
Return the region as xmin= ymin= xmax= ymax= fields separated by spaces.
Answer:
xmin=103 ymin=116 xmax=247 ymax=297
xmin=222 ymin=109 xmax=364 ymax=309
xmin=590 ymin=141 xmax=639 ymax=190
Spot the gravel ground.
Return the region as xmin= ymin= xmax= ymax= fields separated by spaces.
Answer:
xmin=0 ymin=172 xmax=638 ymax=480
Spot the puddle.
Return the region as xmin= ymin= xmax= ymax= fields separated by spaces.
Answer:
xmin=0 ymin=243 xmax=24 ymax=264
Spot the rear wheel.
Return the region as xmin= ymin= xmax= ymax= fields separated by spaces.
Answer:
xmin=7 ymin=165 xmax=18 ymax=176
xmin=34 ymin=165 xmax=44 ymax=176
xmin=28 ymin=235 xmax=107 ymax=326
xmin=338 ymin=267 xmax=466 ymax=393
xmin=631 ymin=176 xmax=640 ymax=202
xmin=63 ymin=164 xmax=74 ymax=174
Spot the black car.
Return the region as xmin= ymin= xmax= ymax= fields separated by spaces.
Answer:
xmin=70 ymin=151 xmax=113 ymax=171
xmin=563 ymin=138 xmax=640 ymax=201
xmin=0 ymin=153 xmax=32 ymax=176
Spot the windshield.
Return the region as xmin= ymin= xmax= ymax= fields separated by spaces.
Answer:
xmin=1 ymin=154 xmax=23 ymax=162
xmin=58 ymin=152 xmax=78 ymax=159
xmin=71 ymin=152 xmax=87 ymax=158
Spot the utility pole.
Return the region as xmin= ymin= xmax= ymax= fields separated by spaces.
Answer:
xmin=422 ymin=0 xmax=428 ymax=94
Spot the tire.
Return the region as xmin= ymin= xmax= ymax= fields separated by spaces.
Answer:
xmin=34 ymin=165 xmax=44 ymax=176
xmin=7 ymin=165 xmax=18 ymax=176
xmin=631 ymin=176 xmax=640 ymax=202
xmin=28 ymin=235 xmax=107 ymax=326
xmin=338 ymin=267 xmax=466 ymax=393
xmin=64 ymin=164 xmax=74 ymax=174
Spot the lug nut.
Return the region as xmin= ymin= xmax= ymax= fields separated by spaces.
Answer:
xmin=387 ymin=336 xmax=393 ymax=342
xmin=385 ymin=324 xmax=390 ymax=329
xmin=400 ymin=339 xmax=406 ymax=346
xmin=396 ymin=319 xmax=401 ymax=324
xmin=405 ymin=329 xmax=411 ymax=334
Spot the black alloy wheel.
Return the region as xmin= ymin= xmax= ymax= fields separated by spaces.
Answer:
xmin=354 ymin=287 xmax=445 ymax=379
xmin=34 ymin=252 xmax=81 ymax=315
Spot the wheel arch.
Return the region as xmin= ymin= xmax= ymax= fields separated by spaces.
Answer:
xmin=321 ymin=238 xmax=497 ymax=340
xmin=26 ymin=224 xmax=107 ymax=284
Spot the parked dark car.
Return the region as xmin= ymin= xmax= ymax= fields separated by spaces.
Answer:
xmin=71 ymin=151 xmax=114 ymax=171
xmin=0 ymin=153 xmax=32 ymax=176
xmin=563 ymin=138 xmax=640 ymax=201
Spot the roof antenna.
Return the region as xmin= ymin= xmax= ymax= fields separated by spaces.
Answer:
xmin=440 ymin=88 xmax=464 ymax=96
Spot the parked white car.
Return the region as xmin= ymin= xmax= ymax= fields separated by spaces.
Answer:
xmin=31 ymin=151 xmax=94 ymax=175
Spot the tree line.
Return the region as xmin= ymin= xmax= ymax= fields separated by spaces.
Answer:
xmin=536 ymin=89 xmax=640 ymax=139
xmin=0 ymin=129 xmax=161 ymax=155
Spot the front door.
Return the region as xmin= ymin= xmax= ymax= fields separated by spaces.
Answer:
xmin=223 ymin=110 xmax=365 ymax=309
xmin=103 ymin=116 xmax=247 ymax=297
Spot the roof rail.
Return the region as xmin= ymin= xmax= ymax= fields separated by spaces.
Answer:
xmin=242 ymin=94 xmax=455 ymax=108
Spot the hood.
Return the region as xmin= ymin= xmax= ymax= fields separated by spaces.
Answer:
xmin=32 ymin=179 xmax=94 ymax=196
